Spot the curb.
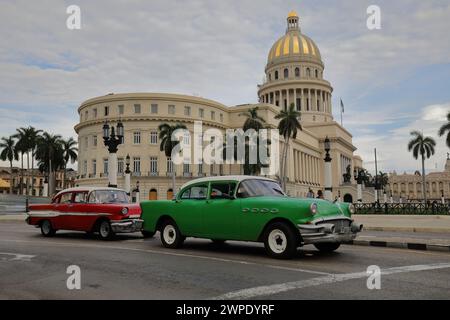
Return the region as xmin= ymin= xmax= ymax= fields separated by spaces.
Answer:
xmin=363 ymin=226 xmax=450 ymax=234
xmin=348 ymin=239 xmax=450 ymax=253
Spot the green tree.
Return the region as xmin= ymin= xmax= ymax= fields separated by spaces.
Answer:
xmin=0 ymin=136 xmax=19 ymax=194
xmin=27 ymin=127 xmax=42 ymax=196
xmin=438 ymin=111 xmax=450 ymax=148
xmin=239 ymin=107 xmax=266 ymax=131
xmin=275 ymin=103 xmax=302 ymax=191
xmin=407 ymin=131 xmax=436 ymax=203
xmin=61 ymin=137 xmax=78 ymax=189
xmin=35 ymin=132 xmax=64 ymax=196
xmin=158 ymin=123 xmax=187 ymax=194
xmin=13 ymin=128 xmax=30 ymax=195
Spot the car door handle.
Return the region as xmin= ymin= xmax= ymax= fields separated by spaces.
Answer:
xmin=242 ymin=208 xmax=249 ymax=213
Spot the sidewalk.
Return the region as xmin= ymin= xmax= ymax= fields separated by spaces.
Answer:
xmin=353 ymin=214 xmax=450 ymax=233
xmin=352 ymin=215 xmax=450 ymax=252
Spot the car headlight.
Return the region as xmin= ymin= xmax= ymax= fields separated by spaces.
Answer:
xmin=348 ymin=204 xmax=355 ymax=214
xmin=310 ymin=203 xmax=318 ymax=215
xmin=121 ymin=207 xmax=129 ymax=215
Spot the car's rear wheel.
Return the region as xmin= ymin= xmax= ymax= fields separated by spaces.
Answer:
xmin=142 ymin=230 xmax=155 ymax=238
xmin=98 ymin=220 xmax=115 ymax=240
xmin=160 ymin=220 xmax=184 ymax=249
xmin=314 ymin=243 xmax=341 ymax=253
xmin=40 ymin=220 xmax=56 ymax=237
xmin=263 ymin=222 xmax=298 ymax=259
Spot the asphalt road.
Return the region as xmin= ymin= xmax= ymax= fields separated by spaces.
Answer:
xmin=0 ymin=221 xmax=449 ymax=299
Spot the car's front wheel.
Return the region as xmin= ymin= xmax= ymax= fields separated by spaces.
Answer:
xmin=263 ymin=222 xmax=298 ymax=259
xmin=98 ymin=220 xmax=115 ymax=240
xmin=160 ymin=220 xmax=184 ymax=249
xmin=314 ymin=243 xmax=341 ymax=253
xmin=40 ymin=220 xmax=56 ymax=237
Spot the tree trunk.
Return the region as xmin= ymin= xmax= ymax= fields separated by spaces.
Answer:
xmin=63 ymin=163 xmax=66 ymax=190
xmin=279 ymin=139 xmax=286 ymax=187
xmin=20 ymin=152 xmax=24 ymax=195
xmin=31 ymin=150 xmax=34 ymax=196
xmin=282 ymin=136 xmax=290 ymax=191
xmin=26 ymin=151 xmax=30 ymax=196
xmin=9 ymin=161 xmax=13 ymax=194
xmin=421 ymin=154 xmax=427 ymax=205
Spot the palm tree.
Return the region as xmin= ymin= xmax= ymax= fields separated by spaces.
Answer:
xmin=13 ymin=128 xmax=29 ymax=195
xmin=438 ymin=111 xmax=450 ymax=148
xmin=61 ymin=137 xmax=78 ymax=189
xmin=239 ymin=107 xmax=266 ymax=131
xmin=407 ymin=131 xmax=436 ymax=204
xmin=26 ymin=127 xmax=42 ymax=196
xmin=158 ymin=123 xmax=187 ymax=194
xmin=0 ymin=136 xmax=19 ymax=194
xmin=36 ymin=132 xmax=64 ymax=196
xmin=275 ymin=103 xmax=302 ymax=191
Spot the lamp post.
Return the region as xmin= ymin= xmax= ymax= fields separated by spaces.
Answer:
xmin=134 ymin=180 xmax=140 ymax=203
xmin=102 ymin=120 xmax=124 ymax=188
xmin=353 ymin=168 xmax=364 ymax=203
xmin=124 ymin=154 xmax=131 ymax=195
xmin=323 ymin=136 xmax=333 ymax=201
xmin=441 ymin=190 xmax=445 ymax=205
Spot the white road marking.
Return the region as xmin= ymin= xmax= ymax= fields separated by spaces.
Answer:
xmin=212 ymin=263 xmax=450 ymax=300
xmin=0 ymin=252 xmax=36 ymax=261
xmin=0 ymin=239 xmax=330 ymax=276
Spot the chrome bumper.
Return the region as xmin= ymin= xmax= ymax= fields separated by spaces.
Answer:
xmin=297 ymin=217 xmax=363 ymax=245
xmin=110 ymin=219 xmax=144 ymax=233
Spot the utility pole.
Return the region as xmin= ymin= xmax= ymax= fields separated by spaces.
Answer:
xmin=374 ymin=148 xmax=379 ymax=205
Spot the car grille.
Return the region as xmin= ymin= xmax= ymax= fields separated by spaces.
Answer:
xmin=317 ymin=219 xmax=350 ymax=234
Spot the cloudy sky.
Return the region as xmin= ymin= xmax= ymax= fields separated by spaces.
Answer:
xmin=0 ymin=0 xmax=449 ymax=174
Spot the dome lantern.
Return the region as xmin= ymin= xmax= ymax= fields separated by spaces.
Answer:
xmin=286 ymin=10 xmax=299 ymax=33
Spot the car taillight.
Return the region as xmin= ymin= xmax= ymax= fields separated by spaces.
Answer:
xmin=121 ymin=207 xmax=129 ymax=215
xmin=310 ymin=203 xmax=318 ymax=215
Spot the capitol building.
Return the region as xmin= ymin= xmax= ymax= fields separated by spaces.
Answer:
xmin=75 ymin=11 xmax=370 ymax=201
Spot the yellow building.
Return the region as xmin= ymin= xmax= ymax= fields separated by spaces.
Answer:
xmin=75 ymin=11 xmax=370 ymax=201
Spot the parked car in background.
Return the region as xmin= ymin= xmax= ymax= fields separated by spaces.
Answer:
xmin=140 ymin=176 xmax=363 ymax=259
xmin=26 ymin=187 xmax=145 ymax=240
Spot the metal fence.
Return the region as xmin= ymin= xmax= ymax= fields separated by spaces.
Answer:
xmin=0 ymin=194 xmax=50 ymax=215
xmin=355 ymin=202 xmax=450 ymax=215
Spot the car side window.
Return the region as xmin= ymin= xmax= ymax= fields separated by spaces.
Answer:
xmin=88 ymin=191 xmax=99 ymax=203
xmin=210 ymin=183 xmax=236 ymax=199
xmin=180 ymin=185 xmax=208 ymax=200
xmin=73 ymin=192 xmax=88 ymax=203
xmin=60 ymin=193 xmax=73 ymax=203
xmin=236 ymin=181 xmax=251 ymax=198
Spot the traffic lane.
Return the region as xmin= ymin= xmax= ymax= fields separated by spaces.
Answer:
xmin=1 ymin=239 xmax=449 ymax=300
xmin=2 ymin=221 xmax=450 ymax=276
xmin=0 ymin=239 xmax=325 ymax=300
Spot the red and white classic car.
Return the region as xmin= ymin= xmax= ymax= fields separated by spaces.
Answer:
xmin=26 ymin=187 xmax=148 ymax=240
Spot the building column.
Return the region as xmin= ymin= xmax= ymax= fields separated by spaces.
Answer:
xmin=286 ymin=89 xmax=290 ymax=109
xmin=294 ymin=89 xmax=297 ymax=110
xmin=308 ymin=89 xmax=311 ymax=111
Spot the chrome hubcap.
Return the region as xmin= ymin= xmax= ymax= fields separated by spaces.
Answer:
xmin=163 ymin=225 xmax=176 ymax=245
xmin=42 ymin=221 xmax=50 ymax=234
xmin=100 ymin=222 xmax=110 ymax=237
xmin=268 ymin=229 xmax=287 ymax=254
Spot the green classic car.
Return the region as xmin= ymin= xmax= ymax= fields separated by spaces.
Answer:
xmin=140 ymin=176 xmax=362 ymax=259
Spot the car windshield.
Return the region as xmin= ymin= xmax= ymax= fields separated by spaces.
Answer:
xmin=237 ymin=179 xmax=286 ymax=198
xmin=89 ymin=190 xmax=130 ymax=204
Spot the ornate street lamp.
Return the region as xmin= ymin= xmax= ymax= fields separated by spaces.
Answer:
xmin=102 ymin=120 xmax=124 ymax=188
xmin=323 ymin=136 xmax=333 ymax=201
xmin=124 ymin=154 xmax=131 ymax=195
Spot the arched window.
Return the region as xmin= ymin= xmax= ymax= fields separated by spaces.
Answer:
xmin=295 ymin=67 xmax=300 ymax=78
xmin=268 ymin=73 xmax=272 ymax=81
xmin=306 ymin=68 xmax=311 ymax=77
xmin=315 ymin=69 xmax=319 ymax=78
xmin=275 ymin=70 xmax=279 ymax=80
xmin=149 ymin=188 xmax=157 ymax=200
xmin=284 ymin=68 xmax=289 ymax=79
xmin=167 ymin=188 xmax=173 ymax=200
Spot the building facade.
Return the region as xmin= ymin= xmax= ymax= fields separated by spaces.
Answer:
xmin=388 ymin=158 xmax=450 ymax=201
xmin=75 ymin=11 xmax=369 ymax=201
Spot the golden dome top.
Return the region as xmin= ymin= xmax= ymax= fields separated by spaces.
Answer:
xmin=267 ymin=33 xmax=321 ymax=64
xmin=287 ymin=10 xmax=298 ymax=18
